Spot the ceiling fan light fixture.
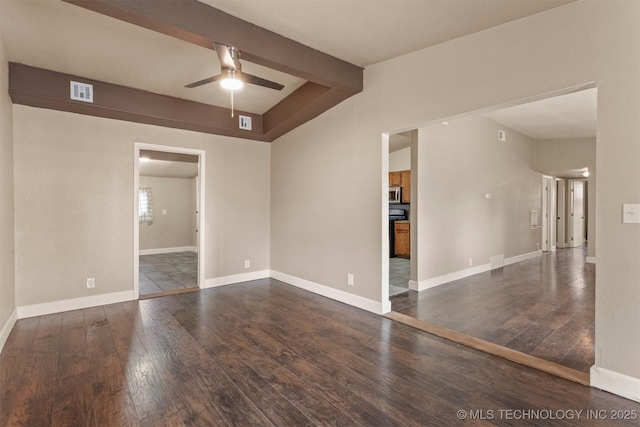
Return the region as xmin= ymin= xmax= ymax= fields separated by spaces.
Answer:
xmin=220 ymin=70 xmax=243 ymax=91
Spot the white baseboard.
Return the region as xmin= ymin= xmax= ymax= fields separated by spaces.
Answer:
xmin=205 ymin=270 xmax=270 ymax=288
xmin=271 ymin=270 xmax=388 ymax=315
xmin=414 ymin=250 xmax=542 ymax=292
xmin=17 ymin=290 xmax=134 ymax=319
xmin=591 ymin=366 xmax=640 ymax=403
xmin=0 ymin=308 xmax=17 ymax=353
xmin=586 ymin=256 xmax=596 ymax=264
xmin=139 ymin=246 xmax=197 ymax=255
xmin=505 ymin=250 xmax=543 ymax=266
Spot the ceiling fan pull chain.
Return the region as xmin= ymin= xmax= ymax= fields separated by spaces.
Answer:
xmin=230 ymin=91 xmax=234 ymax=117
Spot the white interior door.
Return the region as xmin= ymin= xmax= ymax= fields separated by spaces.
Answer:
xmin=541 ymin=176 xmax=552 ymax=252
xmin=570 ymin=180 xmax=585 ymax=247
xmin=556 ymin=179 xmax=566 ymax=248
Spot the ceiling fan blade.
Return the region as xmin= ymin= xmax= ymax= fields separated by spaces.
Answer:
xmin=213 ymin=42 xmax=238 ymax=71
xmin=184 ymin=74 xmax=224 ymax=88
xmin=239 ymin=72 xmax=284 ymax=91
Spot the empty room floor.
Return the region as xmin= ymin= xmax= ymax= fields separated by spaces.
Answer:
xmin=391 ymin=247 xmax=594 ymax=373
xmin=139 ymin=251 xmax=198 ymax=296
xmin=1 ymin=279 xmax=637 ymax=426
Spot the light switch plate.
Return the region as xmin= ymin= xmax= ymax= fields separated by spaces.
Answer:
xmin=622 ymin=204 xmax=640 ymax=223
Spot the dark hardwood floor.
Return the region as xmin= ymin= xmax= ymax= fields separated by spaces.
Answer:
xmin=2 ymin=278 xmax=638 ymax=426
xmin=391 ymin=247 xmax=595 ymax=373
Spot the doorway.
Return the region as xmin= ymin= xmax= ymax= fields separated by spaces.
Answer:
xmin=385 ymin=85 xmax=597 ymax=379
xmin=388 ymin=132 xmax=412 ymax=297
xmin=569 ymin=180 xmax=587 ymax=247
xmin=134 ymin=143 xmax=206 ymax=299
xmin=541 ymin=175 xmax=555 ymax=252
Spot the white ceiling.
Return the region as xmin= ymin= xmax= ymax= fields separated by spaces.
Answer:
xmin=2 ymin=0 xmax=582 ymax=133
xmin=389 ymin=88 xmax=597 ymax=153
xmin=140 ymin=159 xmax=198 ymax=179
xmin=0 ymin=0 xmax=305 ymax=114
xmin=482 ymin=88 xmax=597 ymax=140
xmin=0 ymin=0 xmax=574 ymax=112
xmin=201 ymin=0 xmax=575 ymax=67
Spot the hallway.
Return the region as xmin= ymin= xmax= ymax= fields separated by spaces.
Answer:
xmin=391 ymin=247 xmax=594 ymax=373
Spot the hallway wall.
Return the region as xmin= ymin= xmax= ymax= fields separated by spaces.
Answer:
xmin=534 ymin=137 xmax=596 ymax=259
xmin=416 ymin=115 xmax=541 ymax=283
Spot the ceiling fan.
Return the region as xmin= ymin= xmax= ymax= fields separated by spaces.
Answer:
xmin=185 ymin=42 xmax=284 ymax=92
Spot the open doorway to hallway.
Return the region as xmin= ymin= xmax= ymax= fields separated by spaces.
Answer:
xmin=385 ymin=86 xmax=597 ymax=377
xmin=134 ymin=145 xmax=206 ymax=299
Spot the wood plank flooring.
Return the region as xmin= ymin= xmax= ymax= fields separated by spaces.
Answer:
xmin=392 ymin=247 xmax=595 ymax=373
xmin=2 ymin=278 xmax=638 ymax=426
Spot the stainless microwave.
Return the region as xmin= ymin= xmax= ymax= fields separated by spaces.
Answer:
xmin=389 ymin=186 xmax=401 ymax=203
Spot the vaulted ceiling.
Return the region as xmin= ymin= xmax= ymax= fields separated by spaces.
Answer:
xmin=1 ymin=0 xmax=576 ymax=142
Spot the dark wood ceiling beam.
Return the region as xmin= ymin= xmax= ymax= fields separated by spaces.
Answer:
xmin=262 ymin=82 xmax=352 ymax=140
xmin=27 ymin=1 xmax=365 ymax=142
xmin=9 ymin=63 xmax=267 ymax=141
xmin=61 ymin=0 xmax=363 ymax=92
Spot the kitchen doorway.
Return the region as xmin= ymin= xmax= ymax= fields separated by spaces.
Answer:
xmin=134 ymin=143 xmax=206 ymax=299
xmin=388 ymin=132 xmax=412 ymax=297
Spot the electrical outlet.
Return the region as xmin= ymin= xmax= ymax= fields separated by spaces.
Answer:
xmin=244 ymin=260 xmax=250 ymax=269
xmin=347 ymin=273 xmax=354 ymax=286
xmin=86 ymin=277 xmax=95 ymax=288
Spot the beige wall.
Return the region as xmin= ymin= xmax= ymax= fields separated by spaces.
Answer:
xmin=271 ymin=1 xmax=640 ymax=384
xmin=417 ymin=116 xmax=541 ymax=279
xmin=139 ymin=175 xmax=196 ymax=251
xmin=13 ymin=106 xmax=270 ymax=306
xmin=0 ymin=9 xmax=16 ymax=339
xmin=389 ymin=147 xmax=411 ymax=172
xmin=534 ymin=137 xmax=596 ymax=257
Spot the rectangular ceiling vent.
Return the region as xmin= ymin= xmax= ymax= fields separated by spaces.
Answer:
xmin=70 ymin=81 xmax=93 ymax=103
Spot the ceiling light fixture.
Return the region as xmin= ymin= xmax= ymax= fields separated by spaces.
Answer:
xmin=220 ymin=70 xmax=243 ymax=91
xmin=582 ymin=170 xmax=590 ymax=177
xmin=219 ymin=69 xmax=243 ymax=117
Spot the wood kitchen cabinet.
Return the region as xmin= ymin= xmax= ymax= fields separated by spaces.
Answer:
xmin=389 ymin=170 xmax=411 ymax=203
xmin=389 ymin=171 xmax=402 ymax=187
xmin=394 ymin=221 xmax=410 ymax=258
xmin=400 ymin=171 xmax=411 ymax=203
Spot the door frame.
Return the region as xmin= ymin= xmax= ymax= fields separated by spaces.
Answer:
xmin=556 ymin=178 xmax=566 ymax=248
xmin=569 ymin=179 xmax=586 ymax=248
xmin=541 ymin=175 xmax=556 ymax=252
xmin=133 ymin=142 xmax=206 ymax=299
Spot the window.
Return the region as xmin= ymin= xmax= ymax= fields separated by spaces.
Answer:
xmin=139 ymin=187 xmax=153 ymax=224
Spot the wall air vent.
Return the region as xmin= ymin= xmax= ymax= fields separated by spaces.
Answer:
xmin=239 ymin=115 xmax=252 ymax=130
xmin=70 ymin=81 xmax=93 ymax=103
xmin=490 ymin=254 xmax=505 ymax=270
